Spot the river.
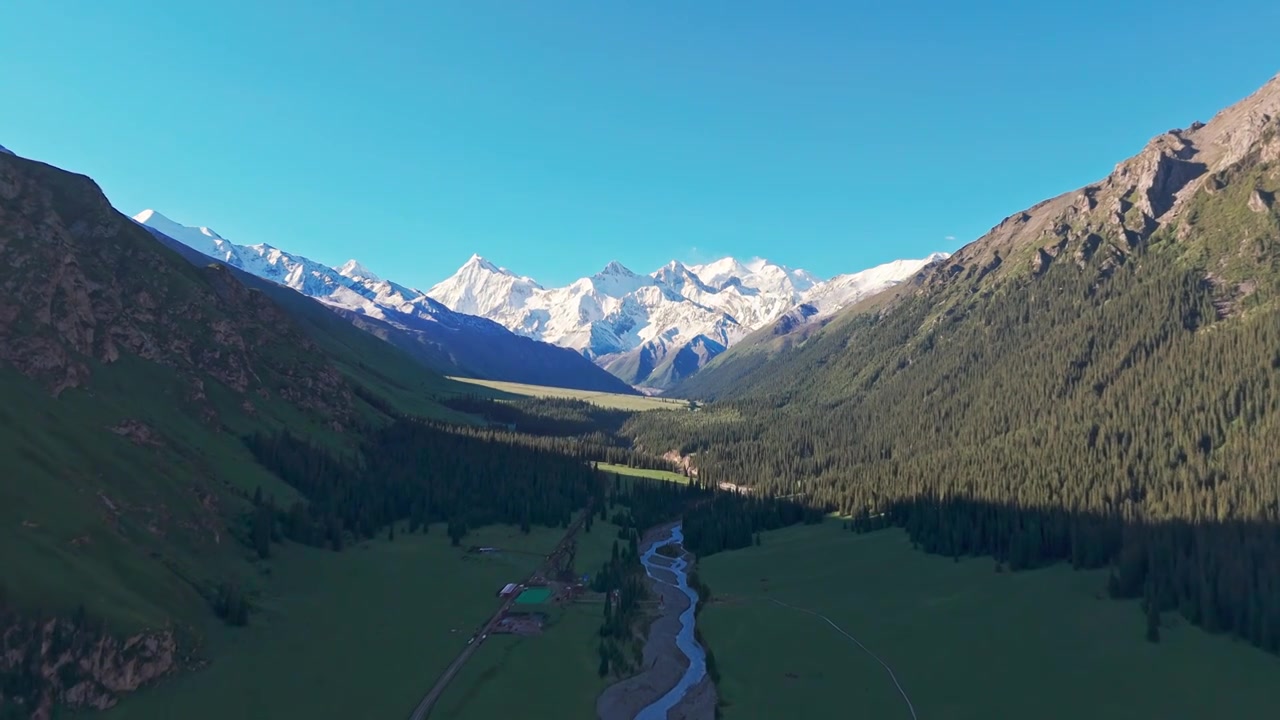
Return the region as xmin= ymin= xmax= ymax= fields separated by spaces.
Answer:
xmin=635 ymin=523 xmax=707 ymax=720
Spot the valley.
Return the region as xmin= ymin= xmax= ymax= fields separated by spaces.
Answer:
xmin=3 ymin=7 xmax=1280 ymax=719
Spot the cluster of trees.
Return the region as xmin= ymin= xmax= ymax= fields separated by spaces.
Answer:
xmin=244 ymin=417 xmax=605 ymax=552
xmin=625 ymin=205 xmax=1280 ymax=652
xmin=442 ymin=395 xmax=631 ymax=437
xmin=211 ymin=582 xmax=250 ymax=627
xmin=682 ymin=492 xmax=823 ymax=557
xmin=594 ymin=530 xmax=649 ymax=678
xmin=596 ymin=469 xmax=819 ymax=558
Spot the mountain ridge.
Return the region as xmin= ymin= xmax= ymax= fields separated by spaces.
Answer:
xmin=133 ymin=212 xmax=639 ymax=395
xmin=427 ymin=250 xmax=948 ymax=388
xmin=678 ymin=72 xmax=1280 ymax=399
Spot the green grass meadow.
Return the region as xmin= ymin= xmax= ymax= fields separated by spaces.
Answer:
xmin=597 ymin=462 xmax=692 ymax=484
xmin=87 ymin=525 xmax=565 ymax=720
xmin=446 ymin=376 xmax=689 ymax=411
xmin=698 ymin=522 xmax=1280 ymax=720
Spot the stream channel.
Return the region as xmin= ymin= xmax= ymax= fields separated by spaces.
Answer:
xmin=635 ymin=523 xmax=706 ymax=719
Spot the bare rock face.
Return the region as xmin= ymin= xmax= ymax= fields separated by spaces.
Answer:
xmin=1249 ymin=188 xmax=1276 ymax=213
xmin=0 ymin=611 xmax=176 ymax=720
xmin=107 ymin=420 xmax=161 ymax=447
xmin=916 ymin=73 xmax=1280 ymax=293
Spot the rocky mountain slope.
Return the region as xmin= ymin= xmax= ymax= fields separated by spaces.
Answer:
xmin=627 ymin=72 xmax=1280 ymax=655
xmin=678 ymin=75 xmax=1280 ymax=401
xmin=427 ymin=252 xmax=947 ymax=388
xmin=134 ymin=211 xmax=637 ymax=395
xmin=0 ymin=149 xmax=489 ymax=717
xmin=1 ymin=163 xmax=353 ymax=416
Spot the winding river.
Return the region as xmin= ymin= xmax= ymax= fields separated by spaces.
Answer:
xmin=636 ymin=523 xmax=707 ymax=720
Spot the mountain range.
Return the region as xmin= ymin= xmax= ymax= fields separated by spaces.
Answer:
xmin=426 ymin=251 xmax=949 ymax=388
xmin=137 ymin=204 xmax=948 ymax=391
xmin=132 ymin=210 xmax=637 ymax=394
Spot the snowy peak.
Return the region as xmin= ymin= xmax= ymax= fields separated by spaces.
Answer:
xmin=651 ymin=260 xmax=714 ymax=294
xmin=689 ymin=257 xmax=750 ymax=288
xmin=133 ymin=209 xmax=225 ymax=241
xmin=425 ymin=249 xmax=945 ymax=389
xmin=337 ymin=259 xmax=380 ymax=283
xmin=427 ymin=255 xmax=543 ymax=319
xmin=689 ymin=256 xmax=818 ymax=296
xmin=462 ymin=253 xmax=514 ymax=277
xmin=801 ymin=252 xmax=952 ymax=317
xmin=589 ymin=260 xmax=650 ymax=297
xmin=596 ymin=260 xmax=637 ymax=277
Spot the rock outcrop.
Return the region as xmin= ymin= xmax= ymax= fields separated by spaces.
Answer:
xmin=924 ymin=72 xmax=1280 ymax=291
xmin=0 ymin=609 xmax=176 ymax=720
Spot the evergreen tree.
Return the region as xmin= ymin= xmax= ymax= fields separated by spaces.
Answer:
xmin=252 ymin=505 xmax=272 ymax=560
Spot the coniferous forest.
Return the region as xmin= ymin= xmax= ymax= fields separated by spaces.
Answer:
xmin=245 ymin=418 xmax=604 ymax=551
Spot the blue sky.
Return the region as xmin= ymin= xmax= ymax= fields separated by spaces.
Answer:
xmin=2 ymin=1 xmax=1277 ymax=287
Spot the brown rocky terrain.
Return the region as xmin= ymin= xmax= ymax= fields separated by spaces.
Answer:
xmin=0 ymin=606 xmax=177 ymax=720
xmin=0 ymin=151 xmax=353 ymax=420
xmin=927 ymin=72 xmax=1280 ymax=293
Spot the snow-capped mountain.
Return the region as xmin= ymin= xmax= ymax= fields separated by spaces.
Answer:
xmin=133 ymin=210 xmax=638 ymax=394
xmin=135 ymin=206 xmax=946 ymax=390
xmin=800 ymin=252 xmax=951 ymax=316
xmin=427 ymin=251 xmax=948 ymax=388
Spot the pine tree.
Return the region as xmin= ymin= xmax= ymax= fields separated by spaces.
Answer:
xmin=252 ymin=505 xmax=272 ymax=560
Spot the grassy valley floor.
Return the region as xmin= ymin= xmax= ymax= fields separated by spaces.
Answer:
xmin=596 ymin=463 xmax=691 ymax=484
xmin=698 ymin=522 xmax=1280 ymax=720
xmin=446 ymin=377 xmax=689 ymax=412
xmin=85 ymin=524 xmax=567 ymax=720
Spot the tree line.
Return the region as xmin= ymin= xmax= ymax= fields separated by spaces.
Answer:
xmin=244 ymin=418 xmax=606 ymax=553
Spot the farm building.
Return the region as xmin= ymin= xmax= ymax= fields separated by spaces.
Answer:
xmin=498 ymin=582 xmax=519 ymax=597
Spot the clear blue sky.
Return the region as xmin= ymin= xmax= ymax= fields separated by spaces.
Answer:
xmin=2 ymin=1 xmax=1277 ymax=287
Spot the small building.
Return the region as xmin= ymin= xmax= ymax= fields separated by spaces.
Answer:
xmin=498 ymin=582 xmax=519 ymax=597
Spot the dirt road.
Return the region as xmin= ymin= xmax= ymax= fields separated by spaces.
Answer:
xmin=406 ymin=507 xmax=592 ymax=720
